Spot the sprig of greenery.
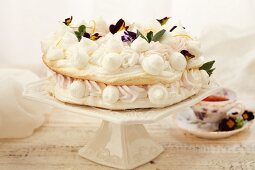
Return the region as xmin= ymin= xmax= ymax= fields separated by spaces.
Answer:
xmin=136 ymin=30 xmax=147 ymax=40
xmin=146 ymin=31 xmax=153 ymax=43
xmin=136 ymin=29 xmax=166 ymax=43
xmin=152 ymin=29 xmax=166 ymax=42
xmin=235 ymin=118 xmax=244 ymax=129
xmin=74 ymin=25 xmax=86 ymax=41
xmin=199 ymin=60 xmax=215 ymax=76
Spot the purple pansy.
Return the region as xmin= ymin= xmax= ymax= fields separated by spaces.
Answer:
xmin=121 ymin=31 xmax=137 ymax=43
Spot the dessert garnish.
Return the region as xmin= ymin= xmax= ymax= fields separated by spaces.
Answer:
xmin=170 ymin=26 xmax=177 ymax=32
xmin=157 ymin=17 xmax=170 ymax=25
xmin=235 ymin=118 xmax=244 ymax=129
xmin=121 ymin=31 xmax=137 ymax=43
xmin=199 ymin=60 xmax=215 ymax=76
xmin=84 ymin=32 xmax=102 ymax=41
xmin=242 ymin=110 xmax=255 ymax=121
xmin=180 ymin=50 xmax=195 ymax=60
xmin=109 ymin=19 xmax=129 ymax=34
xmin=219 ymin=117 xmax=236 ymax=131
xmin=218 ymin=110 xmax=254 ymax=131
xmin=74 ymin=24 xmax=101 ymax=41
xmin=74 ymin=25 xmax=86 ymax=41
xmin=137 ymin=29 xmax=166 ymax=43
xmin=63 ymin=16 xmax=73 ymax=26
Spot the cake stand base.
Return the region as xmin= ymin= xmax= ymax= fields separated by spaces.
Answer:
xmin=79 ymin=120 xmax=163 ymax=170
xmin=23 ymin=80 xmax=220 ymax=169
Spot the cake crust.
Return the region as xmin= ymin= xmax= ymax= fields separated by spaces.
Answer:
xmin=43 ymin=55 xmax=181 ymax=86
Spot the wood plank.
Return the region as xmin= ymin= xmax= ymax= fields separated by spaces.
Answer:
xmin=0 ymin=109 xmax=255 ymax=170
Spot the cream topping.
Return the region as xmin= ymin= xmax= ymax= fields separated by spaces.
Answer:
xmin=131 ymin=37 xmax=149 ymax=52
xmin=181 ymin=69 xmax=203 ymax=88
xmin=160 ymin=31 xmax=175 ymax=46
xmin=169 ymin=52 xmax=187 ymax=71
xmin=141 ymin=54 xmax=164 ymax=75
xmin=80 ymin=38 xmax=98 ymax=55
xmin=106 ymin=37 xmax=124 ymax=53
xmin=186 ymin=40 xmax=201 ymax=57
xmin=46 ymin=46 xmax=65 ymax=61
xmin=101 ymin=53 xmax=123 ymax=72
xmin=69 ymin=44 xmax=89 ymax=69
xmin=121 ymin=47 xmax=140 ymax=68
xmin=59 ymin=31 xmax=78 ymax=49
xmin=187 ymin=56 xmax=205 ymax=69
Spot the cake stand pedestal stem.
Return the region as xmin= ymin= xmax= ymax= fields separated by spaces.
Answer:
xmin=79 ymin=120 xmax=164 ymax=170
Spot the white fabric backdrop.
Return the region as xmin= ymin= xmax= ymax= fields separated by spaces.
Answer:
xmin=1 ymin=0 xmax=254 ymax=65
xmin=1 ymin=0 xmax=255 ymax=109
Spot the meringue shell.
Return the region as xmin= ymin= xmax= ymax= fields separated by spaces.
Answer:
xmin=102 ymin=86 xmax=120 ymax=104
xmin=102 ymin=53 xmax=123 ymax=72
xmin=69 ymin=80 xmax=86 ymax=98
xmin=46 ymin=46 xmax=65 ymax=61
xmin=148 ymin=84 xmax=168 ymax=104
xmin=142 ymin=54 xmax=164 ymax=75
xmin=169 ymin=52 xmax=187 ymax=71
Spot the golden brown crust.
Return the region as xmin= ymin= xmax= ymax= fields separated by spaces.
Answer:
xmin=43 ymin=56 xmax=181 ymax=86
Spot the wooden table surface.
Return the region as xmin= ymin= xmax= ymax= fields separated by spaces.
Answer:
xmin=1 ymin=108 xmax=255 ymax=170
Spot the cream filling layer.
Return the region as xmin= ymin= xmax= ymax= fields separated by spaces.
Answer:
xmin=50 ymin=69 xmax=209 ymax=109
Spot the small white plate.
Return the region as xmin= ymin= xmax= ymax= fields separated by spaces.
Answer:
xmin=174 ymin=108 xmax=251 ymax=139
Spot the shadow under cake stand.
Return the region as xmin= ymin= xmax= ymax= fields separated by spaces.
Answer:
xmin=23 ymin=80 xmax=219 ymax=170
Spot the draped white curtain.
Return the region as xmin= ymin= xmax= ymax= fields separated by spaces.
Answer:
xmin=1 ymin=0 xmax=255 ymax=109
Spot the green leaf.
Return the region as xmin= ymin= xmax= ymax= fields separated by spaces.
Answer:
xmin=136 ymin=30 xmax=148 ymax=42
xmin=199 ymin=60 xmax=215 ymax=70
xmin=207 ymin=68 xmax=215 ymax=77
xmin=78 ymin=25 xmax=86 ymax=34
xmin=199 ymin=60 xmax=215 ymax=77
xmin=75 ymin=31 xmax=81 ymax=41
xmin=74 ymin=31 xmax=80 ymax=37
xmin=235 ymin=118 xmax=244 ymax=129
xmin=146 ymin=31 xmax=153 ymax=43
xmin=152 ymin=29 xmax=166 ymax=42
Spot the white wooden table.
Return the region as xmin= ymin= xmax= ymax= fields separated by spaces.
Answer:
xmin=1 ymin=109 xmax=255 ymax=170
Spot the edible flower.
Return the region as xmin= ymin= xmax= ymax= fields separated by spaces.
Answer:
xmin=109 ymin=19 xmax=129 ymax=34
xmin=121 ymin=31 xmax=137 ymax=43
xmin=74 ymin=24 xmax=101 ymax=41
xmin=180 ymin=50 xmax=195 ymax=60
xmin=84 ymin=32 xmax=102 ymax=41
xmin=157 ymin=17 xmax=170 ymax=25
xmin=242 ymin=110 xmax=254 ymax=121
xmin=63 ymin=16 xmax=73 ymax=26
xmin=218 ymin=117 xmax=236 ymax=131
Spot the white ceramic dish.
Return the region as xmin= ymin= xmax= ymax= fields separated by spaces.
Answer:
xmin=191 ymin=88 xmax=244 ymax=123
xmin=23 ymin=80 xmax=219 ymax=169
xmin=175 ymin=108 xmax=251 ymax=139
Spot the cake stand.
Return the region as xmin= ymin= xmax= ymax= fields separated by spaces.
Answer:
xmin=23 ymin=80 xmax=219 ymax=169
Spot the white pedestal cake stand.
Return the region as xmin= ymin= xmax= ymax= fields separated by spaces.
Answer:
xmin=23 ymin=80 xmax=219 ymax=170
